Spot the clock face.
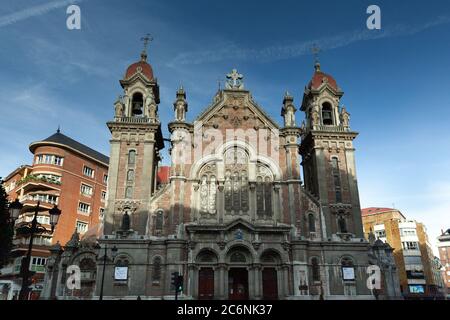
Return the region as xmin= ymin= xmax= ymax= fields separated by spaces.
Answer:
xmin=114 ymin=267 xmax=128 ymax=280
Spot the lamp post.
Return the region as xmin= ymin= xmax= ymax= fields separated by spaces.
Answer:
xmin=99 ymin=244 xmax=117 ymax=300
xmin=8 ymin=199 xmax=62 ymax=300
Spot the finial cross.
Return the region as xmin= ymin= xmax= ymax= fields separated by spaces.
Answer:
xmin=311 ymin=44 xmax=321 ymax=64
xmin=226 ymin=69 xmax=244 ymax=89
xmin=141 ymin=33 xmax=153 ymax=53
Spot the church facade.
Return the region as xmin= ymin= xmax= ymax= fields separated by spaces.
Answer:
xmin=41 ymin=48 xmax=401 ymax=300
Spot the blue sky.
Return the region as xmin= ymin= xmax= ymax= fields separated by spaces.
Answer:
xmin=0 ymin=0 xmax=449 ymax=252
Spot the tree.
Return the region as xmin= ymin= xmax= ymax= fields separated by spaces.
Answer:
xmin=0 ymin=178 xmax=13 ymax=268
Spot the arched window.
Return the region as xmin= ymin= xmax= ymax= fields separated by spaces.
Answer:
xmin=308 ymin=213 xmax=316 ymax=233
xmin=131 ymin=92 xmax=143 ymax=116
xmin=152 ymin=256 xmax=162 ymax=283
xmin=128 ymin=150 xmax=136 ymax=165
xmin=338 ymin=215 xmax=347 ymax=233
xmin=223 ymin=148 xmax=250 ymax=214
xmin=331 ymin=157 xmax=342 ymax=203
xmin=230 ymin=252 xmax=247 ymax=263
xmin=260 ymin=250 xmax=281 ymax=264
xmin=311 ymin=257 xmax=320 ymax=282
xmin=197 ymin=251 xmax=218 ymax=263
xmin=155 ymin=210 xmax=163 ymax=232
xmin=127 ymin=169 xmax=134 ymax=182
xmin=256 ymin=164 xmax=273 ymax=217
xmin=200 ymin=174 xmax=217 ymax=214
xmin=322 ymin=102 xmax=333 ymax=125
xmin=125 ymin=186 xmax=133 ymax=199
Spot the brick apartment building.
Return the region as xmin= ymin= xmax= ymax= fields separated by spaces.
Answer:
xmin=361 ymin=207 xmax=445 ymax=299
xmin=0 ymin=130 xmax=109 ymax=300
xmin=437 ymin=229 xmax=450 ymax=298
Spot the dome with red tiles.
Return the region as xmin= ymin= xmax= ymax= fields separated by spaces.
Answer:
xmin=124 ymin=52 xmax=154 ymax=81
xmin=308 ymin=63 xmax=338 ymax=91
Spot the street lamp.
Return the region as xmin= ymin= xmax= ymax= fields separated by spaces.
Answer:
xmin=9 ymin=200 xmax=62 ymax=300
xmin=8 ymin=199 xmax=23 ymax=221
xmin=99 ymin=244 xmax=118 ymax=300
xmin=49 ymin=205 xmax=61 ymax=232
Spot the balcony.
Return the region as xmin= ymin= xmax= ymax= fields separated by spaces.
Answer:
xmin=20 ymin=194 xmax=58 ymax=212
xmin=17 ymin=175 xmax=61 ymax=192
xmin=403 ymin=249 xmax=422 ymax=256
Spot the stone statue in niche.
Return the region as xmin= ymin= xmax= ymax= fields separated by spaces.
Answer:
xmin=311 ymin=110 xmax=320 ymax=126
xmin=145 ymin=90 xmax=156 ymax=119
xmin=123 ymin=92 xmax=130 ymax=114
xmin=175 ymin=101 xmax=185 ymax=121
xmin=339 ymin=106 xmax=350 ymax=127
xmin=115 ymin=98 xmax=124 ymax=118
xmin=285 ymin=106 xmax=295 ymax=127
xmin=121 ymin=212 xmax=130 ymax=231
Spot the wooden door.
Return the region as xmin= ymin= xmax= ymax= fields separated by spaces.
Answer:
xmin=229 ymin=268 xmax=249 ymax=300
xmin=262 ymin=268 xmax=278 ymax=300
xmin=198 ymin=268 xmax=214 ymax=300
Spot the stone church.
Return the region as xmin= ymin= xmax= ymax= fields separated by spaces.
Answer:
xmin=41 ymin=47 xmax=401 ymax=300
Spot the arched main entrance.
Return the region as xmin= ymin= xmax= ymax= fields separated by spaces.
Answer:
xmin=226 ymin=246 xmax=253 ymax=300
xmin=198 ymin=268 xmax=214 ymax=300
xmin=196 ymin=250 xmax=218 ymax=300
xmin=260 ymin=250 xmax=282 ymax=300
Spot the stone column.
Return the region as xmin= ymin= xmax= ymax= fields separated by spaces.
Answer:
xmin=218 ymin=264 xmax=226 ymax=299
xmin=282 ymin=265 xmax=290 ymax=298
xmin=249 ymin=183 xmax=256 ymax=222
xmin=188 ymin=265 xmax=196 ymax=298
xmin=253 ymin=264 xmax=262 ymax=299
xmin=217 ymin=185 xmax=224 ymax=224
xmin=224 ymin=267 xmax=229 ymax=299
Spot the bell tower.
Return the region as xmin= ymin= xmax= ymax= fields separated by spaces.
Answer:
xmin=104 ymin=40 xmax=164 ymax=235
xmin=299 ymin=62 xmax=363 ymax=240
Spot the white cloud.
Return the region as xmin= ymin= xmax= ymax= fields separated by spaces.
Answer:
xmin=168 ymin=15 xmax=450 ymax=66
xmin=0 ymin=81 xmax=109 ymax=178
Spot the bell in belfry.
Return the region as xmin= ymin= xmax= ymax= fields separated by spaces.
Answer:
xmin=132 ymin=101 xmax=143 ymax=115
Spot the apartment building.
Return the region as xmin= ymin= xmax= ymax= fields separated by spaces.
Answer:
xmin=361 ymin=207 xmax=445 ymax=299
xmin=0 ymin=130 xmax=108 ymax=300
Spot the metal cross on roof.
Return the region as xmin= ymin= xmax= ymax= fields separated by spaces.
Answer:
xmin=311 ymin=44 xmax=321 ymax=64
xmin=141 ymin=33 xmax=153 ymax=54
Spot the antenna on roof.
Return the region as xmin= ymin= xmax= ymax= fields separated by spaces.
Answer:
xmin=57 ymin=125 xmax=61 ymax=133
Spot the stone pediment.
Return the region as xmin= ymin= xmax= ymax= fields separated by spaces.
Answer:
xmin=185 ymin=218 xmax=291 ymax=234
xmin=194 ymin=89 xmax=280 ymax=131
xmin=224 ymin=218 xmax=255 ymax=232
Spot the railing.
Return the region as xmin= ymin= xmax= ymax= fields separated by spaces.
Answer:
xmin=114 ymin=117 xmax=157 ymax=124
xmin=315 ymin=125 xmax=350 ymax=132
xmin=20 ymin=194 xmax=58 ymax=205
xmin=30 ymin=265 xmax=46 ymax=273
xmin=80 ymin=271 xmax=96 ymax=281
xmin=17 ymin=175 xmax=61 ymax=187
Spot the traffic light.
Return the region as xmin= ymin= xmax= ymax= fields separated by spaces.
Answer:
xmin=171 ymin=272 xmax=179 ymax=289
xmin=176 ymin=275 xmax=183 ymax=293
